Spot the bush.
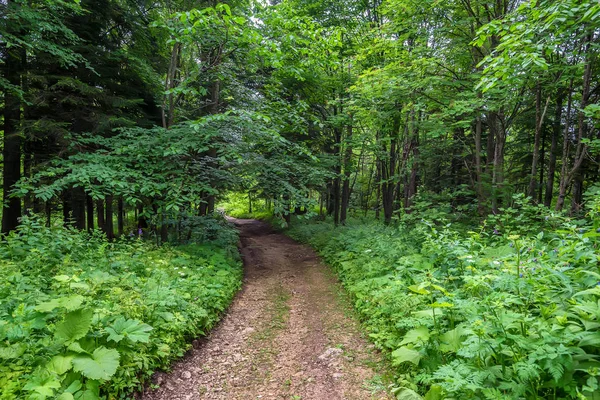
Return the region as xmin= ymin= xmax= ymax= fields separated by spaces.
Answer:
xmin=287 ymin=208 xmax=600 ymax=399
xmin=0 ymin=217 xmax=242 ymax=400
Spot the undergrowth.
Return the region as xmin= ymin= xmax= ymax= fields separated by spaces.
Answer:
xmin=0 ymin=216 xmax=242 ymax=400
xmin=287 ymin=195 xmax=600 ymax=399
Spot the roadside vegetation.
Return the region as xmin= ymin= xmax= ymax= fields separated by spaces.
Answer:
xmin=288 ymin=194 xmax=600 ymax=399
xmin=0 ymin=216 xmax=241 ymax=400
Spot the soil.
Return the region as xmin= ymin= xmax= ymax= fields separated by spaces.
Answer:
xmin=139 ymin=218 xmax=392 ymax=400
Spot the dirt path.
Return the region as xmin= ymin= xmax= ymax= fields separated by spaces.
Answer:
xmin=141 ymin=219 xmax=392 ymax=400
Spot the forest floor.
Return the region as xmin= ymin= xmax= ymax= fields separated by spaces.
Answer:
xmin=139 ymin=218 xmax=392 ymax=400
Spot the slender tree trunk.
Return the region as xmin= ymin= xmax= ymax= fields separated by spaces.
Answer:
xmin=474 ymin=114 xmax=485 ymax=213
xmin=97 ymin=200 xmax=105 ymax=232
xmin=206 ymin=80 xmax=220 ymax=214
xmin=363 ymin=160 xmax=375 ymax=216
xmin=375 ymin=160 xmax=381 ymax=220
xmin=45 ymin=201 xmax=51 ymax=227
xmin=490 ymin=112 xmax=506 ymax=212
xmin=382 ymin=121 xmax=399 ymax=225
xmin=117 ymin=197 xmax=124 ymax=236
xmin=405 ymin=138 xmax=419 ymax=212
xmin=160 ymin=214 xmax=168 ymax=244
xmin=544 ymin=93 xmax=564 ymax=207
xmin=162 ymin=42 xmax=181 ymax=129
xmin=137 ymin=204 xmax=148 ymax=230
xmin=62 ymin=191 xmax=72 ymax=226
xmin=23 ymin=141 xmax=33 ymax=213
xmin=485 ymin=118 xmax=495 ymax=174
xmin=86 ymin=195 xmax=94 ymax=231
xmin=340 ymin=123 xmax=353 ymax=225
xmin=105 ymin=196 xmax=114 ymax=240
xmin=2 ymin=34 xmax=22 ymax=233
xmin=557 ymin=35 xmax=592 ymax=211
xmin=404 ymin=112 xmax=419 ymax=212
xmin=71 ymin=187 xmax=86 ymax=230
xmin=538 ymin=121 xmax=546 ymax=204
xmin=528 ymin=85 xmax=550 ymax=200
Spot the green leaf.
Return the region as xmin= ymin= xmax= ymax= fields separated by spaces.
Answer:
xmin=396 ymin=387 xmax=423 ymax=400
xmin=429 ymin=302 xmax=453 ymax=308
xmin=64 ymin=379 xmax=82 ymax=394
xmin=579 ymin=331 xmax=600 ymax=348
xmin=439 ymin=326 xmax=467 ymax=353
xmin=47 ymin=355 xmax=73 ymax=375
xmin=57 ymin=393 xmax=75 ymax=400
xmin=106 ymin=318 xmax=153 ymax=343
xmin=408 ymin=285 xmax=430 ymax=295
xmin=23 ymin=375 xmax=61 ymax=398
xmin=67 ymin=342 xmax=89 ymax=354
xmin=391 ymin=346 xmax=422 ymax=366
xmin=55 ymin=309 xmax=93 ymax=343
xmin=400 ymin=327 xmax=430 ymax=345
xmin=72 ymin=347 xmax=120 ymax=380
xmin=36 ymin=295 xmax=85 ymax=312
xmin=424 ymin=385 xmax=444 ymax=400
xmin=0 ymin=343 xmax=26 ymax=359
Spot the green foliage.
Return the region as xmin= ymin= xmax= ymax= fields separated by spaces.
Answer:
xmin=288 ymin=203 xmax=600 ymax=399
xmin=0 ymin=217 xmax=242 ymax=399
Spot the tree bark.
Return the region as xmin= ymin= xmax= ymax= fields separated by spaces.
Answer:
xmin=340 ymin=122 xmax=353 ymax=225
xmin=382 ymin=118 xmax=400 ymax=225
xmin=474 ymin=114 xmax=485 ymax=213
xmin=1 ymin=33 xmax=22 ymax=233
xmin=544 ymin=93 xmax=563 ymax=207
xmin=97 ymin=199 xmax=106 ymax=232
xmin=557 ymin=35 xmax=592 ymax=211
xmin=71 ymin=187 xmax=86 ymax=230
xmin=105 ymin=196 xmax=114 ymax=240
xmin=528 ymin=84 xmax=550 ymax=200
xmin=86 ymin=195 xmax=94 ymax=231
xmin=117 ymin=197 xmax=124 ymax=236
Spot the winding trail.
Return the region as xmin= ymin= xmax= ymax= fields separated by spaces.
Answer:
xmin=141 ymin=218 xmax=392 ymax=400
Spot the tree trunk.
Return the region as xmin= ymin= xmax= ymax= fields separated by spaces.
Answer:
xmin=382 ymin=122 xmax=399 ymax=225
xmin=105 ymin=196 xmax=114 ymax=240
xmin=71 ymin=187 xmax=86 ymax=230
xmin=1 ymin=34 xmax=22 ymax=233
xmin=117 ymin=197 xmax=124 ymax=236
xmin=160 ymin=214 xmax=168 ymax=244
xmin=62 ymin=191 xmax=72 ymax=226
xmin=97 ymin=199 xmax=106 ymax=233
xmin=206 ymin=80 xmax=221 ymax=213
xmin=490 ymin=112 xmax=506 ymax=212
xmin=86 ymin=195 xmax=94 ymax=231
xmin=340 ymin=123 xmax=353 ymax=225
xmin=557 ymin=35 xmax=592 ymax=211
xmin=474 ymin=114 xmax=485 ymax=213
xmin=528 ymin=85 xmax=550 ymax=200
xmin=544 ymin=93 xmax=563 ymax=207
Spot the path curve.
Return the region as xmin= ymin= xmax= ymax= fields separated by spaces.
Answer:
xmin=140 ymin=218 xmax=391 ymax=400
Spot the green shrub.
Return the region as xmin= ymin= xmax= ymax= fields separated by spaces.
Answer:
xmin=288 ymin=208 xmax=600 ymax=399
xmin=0 ymin=217 xmax=242 ymax=400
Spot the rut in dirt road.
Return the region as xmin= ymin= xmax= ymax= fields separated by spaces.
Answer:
xmin=141 ymin=218 xmax=392 ymax=400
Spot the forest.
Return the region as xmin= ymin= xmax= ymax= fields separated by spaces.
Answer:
xmin=2 ymin=0 xmax=600 ymax=399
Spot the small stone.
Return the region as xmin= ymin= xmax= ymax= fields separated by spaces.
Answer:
xmin=242 ymin=327 xmax=255 ymax=335
xmin=332 ymin=373 xmax=343 ymax=379
xmin=181 ymin=371 xmax=192 ymax=380
xmin=318 ymin=347 xmax=343 ymax=361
